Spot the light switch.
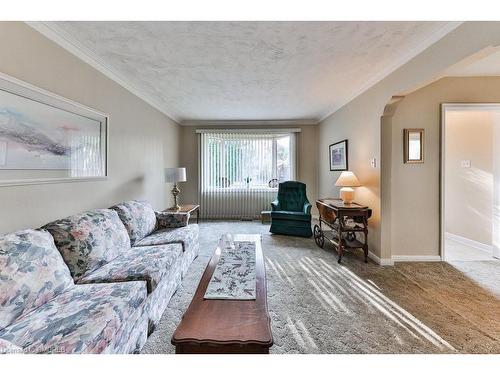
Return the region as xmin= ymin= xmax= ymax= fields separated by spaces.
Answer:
xmin=461 ymin=160 xmax=471 ymax=168
xmin=370 ymin=158 xmax=377 ymax=168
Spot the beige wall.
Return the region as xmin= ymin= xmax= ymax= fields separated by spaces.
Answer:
xmin=390 ymin=77 xmax=500 ymax=256
xmin=0 ymin=22 xmax=180 ymax=234
xmin=493 ymin=112 xmax=500 ymax=258
xmin=179 ymin=124 xmax=319 ymax=215
xmin=318 ymin=22 xmax=500 ymax=261
xmin=444 ymin=110 xmax=493 ymax=245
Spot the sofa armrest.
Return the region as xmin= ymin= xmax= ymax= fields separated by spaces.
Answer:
xmin=271 ymin=199 xmax=280 ymax=211
xmin=0 ymin=338 xmax=23 ymax=354
xmin=303 ymin=201 xmax=312 ymax=215
xmin=155 ymin=211 xmax=190 ymax=229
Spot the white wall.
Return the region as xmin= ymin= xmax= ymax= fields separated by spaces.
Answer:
xmin=444 ymin=110 xmax=493 ymax=245
xmin=0 ymin=22 xmax=181 ymax=234
xmin=493 ymin=112 xmax=500 ymax=259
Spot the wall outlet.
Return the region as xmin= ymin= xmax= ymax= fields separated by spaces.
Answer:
xmin=370 ymin=158 xmax=377 ymax=168
xmin=461 ymin=160 xmax=471 ymax=168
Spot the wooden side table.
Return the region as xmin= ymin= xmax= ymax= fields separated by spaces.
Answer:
xmin=314 ymin=198 xmax=372 ymax=263
xmin=164 ymin=204 xmax=200 ymax=224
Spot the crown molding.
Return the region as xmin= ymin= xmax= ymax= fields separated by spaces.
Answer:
xmin=318 ymin=21 xmax=464 ymax=123
xmin=181 ymin=119 xmax=319 ymax=127
xmin=445 ymin=74 xmax=500 ymax=78
xmin=25 ymin=21 xmax=181 ymax=124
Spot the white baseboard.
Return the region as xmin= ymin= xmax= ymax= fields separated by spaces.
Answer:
xmin=365 ymin=251 xmax=442 ymax=265
xmin=391 ymin=255 xmax=442 ymax=262
xmin=445 ymin=232 xmax=493 ymax=254
xmin=368 ymin=251 xmax=394 ymax=266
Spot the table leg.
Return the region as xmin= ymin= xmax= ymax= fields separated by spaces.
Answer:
xmin=363 ymin=217 xmax=368 ymax=263
xmin=197 ymin=208 xmax=199 ymax=224
xmin=337 ymin=217 xmax=344 ymax=263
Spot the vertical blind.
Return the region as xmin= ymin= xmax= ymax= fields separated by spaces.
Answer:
xmin=199 ymin=130 xmax=297 ymax=219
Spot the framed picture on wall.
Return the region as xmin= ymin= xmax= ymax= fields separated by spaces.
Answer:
xmin=403 ymin=128 xmax=424 ymax=163
xmin=329 ymin=139 xmax=348 ymax=171
xmin=0 ymin=72 xmax=108 ymax=186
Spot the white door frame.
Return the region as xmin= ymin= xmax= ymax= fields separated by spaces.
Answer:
xmin=440 ymin=103 xmax=500 ymax=261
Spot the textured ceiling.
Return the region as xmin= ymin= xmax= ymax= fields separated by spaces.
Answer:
xmin=50 ymin=21 xmax=455 ymax=124
xmin=442 ymin=47 xmax=500 ymax=77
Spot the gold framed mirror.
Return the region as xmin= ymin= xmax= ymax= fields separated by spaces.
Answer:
xmin=403 ymin=128 xmax=424 ymax=163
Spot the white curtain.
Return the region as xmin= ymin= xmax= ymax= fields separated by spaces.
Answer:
xmin=199 ymin=130 xmax=297 ymax=219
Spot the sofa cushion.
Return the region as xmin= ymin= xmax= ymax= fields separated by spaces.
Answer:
xmin=43 ymin=209 xmax=130 ymax=281
xmin=155 ymin=211 xmax=190 ymax=229
xmin=0 ymin=338 xmax=22 ymax=354
xmin=79 ymin=244 xmax=183 ymax=294
xmin=134 ymin=224 xmax=199 ymax=252
xmin=0 ymin=229 xmax=74 ymax=331
xmin=110 ymin=200 xmax=157 ymax=245
xmin=0 ymin=282 xmax=147 ymax=354
xmin=271 ymin=211 xmax=312 ymax=222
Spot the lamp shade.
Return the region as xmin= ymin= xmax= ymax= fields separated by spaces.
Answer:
xmin=335 ymin=171 xmax=361 ymax=187
xmin=165 ymin=167 xmax=187 ymax=183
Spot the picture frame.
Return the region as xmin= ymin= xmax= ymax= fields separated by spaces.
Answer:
xmin=403 ymin=128 xmax=424 ymax=164
xmin=329 ymin=139 xmax=348 ymax=171
xmin=0 ymin=72 xmax=108 ymax=186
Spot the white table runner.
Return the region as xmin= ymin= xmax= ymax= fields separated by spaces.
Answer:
xmin=204 ymin=240 xmax=256 ymax=300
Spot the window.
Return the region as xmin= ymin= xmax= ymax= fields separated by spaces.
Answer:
xmin=200 ymin=132 xmax=296 ymax=191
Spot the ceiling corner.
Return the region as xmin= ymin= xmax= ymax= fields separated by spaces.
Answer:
xmin=25 ymin=21 xmax=182 ymax=125
xmin=318 ymin=21 xmax=464 ymax=124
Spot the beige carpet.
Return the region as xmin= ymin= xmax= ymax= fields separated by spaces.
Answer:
xmin=141 ymin=221 xmax=500 ymax=354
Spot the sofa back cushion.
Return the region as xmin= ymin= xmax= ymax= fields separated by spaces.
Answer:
xmin=0 ymin=229 xmax=74 ymax=330
xmin=110 ymin=200 xmax=157 ymax=245
xmin=43 ymin=209 xmax=130 ymax=280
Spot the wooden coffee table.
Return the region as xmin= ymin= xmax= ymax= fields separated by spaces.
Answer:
xmin=171 ymin=234 xmax=273 ymax=354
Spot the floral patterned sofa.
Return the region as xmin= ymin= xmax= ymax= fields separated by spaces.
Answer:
xmin=0 ymin=200 xmax=199 ymax=354
xmin=0 ymin=229 xmax=148 ymax=354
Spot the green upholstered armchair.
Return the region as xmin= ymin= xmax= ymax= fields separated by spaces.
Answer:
xmin=270 ymin=181 xmax=313 ymax=237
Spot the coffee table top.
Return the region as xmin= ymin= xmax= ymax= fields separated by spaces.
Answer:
xmin=171 ymin=234 xmax=273 ymax=347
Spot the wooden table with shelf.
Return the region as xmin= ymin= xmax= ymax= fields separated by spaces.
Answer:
xmin=164 ymin=204 xmax=200 ymax=224
xmin=314 ymin=198 xmax=372 ymax=263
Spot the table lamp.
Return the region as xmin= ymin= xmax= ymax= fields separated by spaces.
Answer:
xmin=335 ymin=171 xmax=361 ymax=204
xmin=165 ymin=167 xmax=187 ymax=211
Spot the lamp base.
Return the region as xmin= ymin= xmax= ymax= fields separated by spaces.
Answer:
xmin=340 ymin=187 xmax=355 ymax=204
xmin=170 ymin=184 xmax=181 ymax=211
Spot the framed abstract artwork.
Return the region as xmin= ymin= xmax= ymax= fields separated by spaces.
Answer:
xmin=0 ymin=72 xmax=108 ymax=186
xmin=329 ymin=139 xmax=348 ymax=171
